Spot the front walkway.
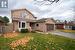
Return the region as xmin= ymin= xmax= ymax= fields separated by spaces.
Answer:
xmin=50 ymin=30 xmax=75 ymax=39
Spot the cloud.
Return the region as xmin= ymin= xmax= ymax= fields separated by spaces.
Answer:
xmin=0 ymin=0 xmax=75 ymax=21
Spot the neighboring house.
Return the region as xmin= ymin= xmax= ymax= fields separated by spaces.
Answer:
xmin=0 ymin=19 xmax=5 ymax=33
xmin=11 ymin=8 xmax=55 ymax=32
xmin=64 ymin=23 xmax=75 ymax=30
xmin=55 ymin=20 xmax=64 ymax=29
xmin=55 ymin=23 xmax=64 ymax=29
xmin=35 ymin=18 xmax=55 ymax=32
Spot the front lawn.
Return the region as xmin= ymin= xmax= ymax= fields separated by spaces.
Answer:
xmin=59 ymin=29 xmax=75 ymax=34
xmin=0 ymin=33 xmax=75 ymax=50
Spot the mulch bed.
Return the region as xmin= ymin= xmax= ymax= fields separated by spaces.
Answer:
xmin=2 ymin=32 xmax=19 ymax=38
xmin=10 ymin=36 xmax=33 ymax=48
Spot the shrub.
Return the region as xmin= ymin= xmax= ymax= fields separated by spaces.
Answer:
xmin=20 ymin=29 xmax=29 ymax=33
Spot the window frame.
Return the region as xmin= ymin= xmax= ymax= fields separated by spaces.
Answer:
xmin=22 ymin=22 xmax=25 ymax=28
xmin=36 ymin=24 xmax=39 ymax=27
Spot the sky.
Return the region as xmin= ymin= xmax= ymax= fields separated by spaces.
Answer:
xmin=0 ymin=0 xmax=75 ymax=22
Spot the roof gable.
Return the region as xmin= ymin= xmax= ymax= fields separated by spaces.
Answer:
xmin=36 ymin=18 xmax=55 ymax=24
xmin=11 ymin=8 xmax=37 ymax=20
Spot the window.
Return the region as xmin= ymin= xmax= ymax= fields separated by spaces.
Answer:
xmin=21 ymin=12 xmax=27 ymax=17
xmin=22 ymin=22 xmax=25 ymax=28
xmin=36 ymin=24 xmax=39 ymax=26
xmin=69 ymin=26 xmax=72 ymax=28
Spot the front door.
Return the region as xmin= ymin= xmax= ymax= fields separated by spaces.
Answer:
xmin=30 ymin=22 xmax=35 ymax=30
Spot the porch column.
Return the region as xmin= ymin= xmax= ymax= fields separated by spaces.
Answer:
xmin=24 ymin=22 xmax=27 ymax=29
xmin=20 ymin=22 xmax=22 ymax=29
xmin=13 ymin=22 xmax=15 ymax=32
xmin=18 ymin=22 xmax=21 ymax=31
xmin=54 ymin=24 xmax=56 ymax=30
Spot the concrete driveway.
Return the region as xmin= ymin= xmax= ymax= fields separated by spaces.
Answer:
xmin=50 ymin=31 xmax=75 ymax=39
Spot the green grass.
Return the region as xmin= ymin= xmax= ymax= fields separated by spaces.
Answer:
xmin=0 ymin=33 xmax=75 ymax=50
xmin=0 ymin=33 xmax=26 ymax=50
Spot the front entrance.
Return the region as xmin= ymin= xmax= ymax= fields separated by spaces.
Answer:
xmin=29 ymin=22 xmax=35 ymax=31
xmin=18 ymin=21 xmax=26 ymax=31
xmin=47 ymin=24 xmax=54 ymax=31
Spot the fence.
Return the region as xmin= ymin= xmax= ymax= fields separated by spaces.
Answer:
xmin=0 ymin=26 xmax=2 ymax=33
xmin=0 ymin=24 xmax=13 ymax=34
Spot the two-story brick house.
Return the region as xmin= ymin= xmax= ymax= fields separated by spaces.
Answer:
xmin=11 ymin=8 xmax=55 ymax=32
xmin=11 ymin=9 xmax=37 ymax=32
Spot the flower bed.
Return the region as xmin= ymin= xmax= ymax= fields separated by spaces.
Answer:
xmin=10 ymin=36 xmax=33 ymax=48
xmin=3 ymin=32 xmax=19 ymax=38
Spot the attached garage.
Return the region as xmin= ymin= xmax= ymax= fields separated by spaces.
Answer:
xmin=35 ymin=18 xmax=55 ymax=32
xmin=72 ymin=26 xmax=75 ymax=30
xmin=46 ymin=24 xmax=54 ymax=31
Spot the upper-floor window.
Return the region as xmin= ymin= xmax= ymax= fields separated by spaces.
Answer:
xmin=21 ymin=12 xmax=27 ymax=18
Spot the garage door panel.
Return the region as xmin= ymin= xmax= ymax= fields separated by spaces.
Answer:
xmin=47 ymin=24 xmax=54 ymax=31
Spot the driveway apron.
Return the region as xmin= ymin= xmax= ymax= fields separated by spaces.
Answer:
xmin=51 ymin=31 xmax=75 ymax=39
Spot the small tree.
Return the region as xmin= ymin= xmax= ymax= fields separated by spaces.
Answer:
xmin=0 ymin=16 xmax=3 ymax=20
xmin=3 ymin=16 xmax=9 ymax=25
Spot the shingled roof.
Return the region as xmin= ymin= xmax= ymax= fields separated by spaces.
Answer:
xmin=36 ymin=18 xmax=47 ymax=22
xmin=36 ymin=18 xmax=55 ymax=23
xmin=11 ymin=8 xmax=37 ymax=19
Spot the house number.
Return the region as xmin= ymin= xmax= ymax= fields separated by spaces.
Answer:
xmin=0 ymin=0 xmax=8 ymax=8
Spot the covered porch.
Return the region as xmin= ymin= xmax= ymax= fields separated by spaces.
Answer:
xmin=17 ymin=20 xmax=36 ymax=32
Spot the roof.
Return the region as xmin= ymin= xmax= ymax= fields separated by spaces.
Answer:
xmin=11 ymin=8 xmax=37 ymax=18
xmin=55 ymin=20 xmax=64 ymax=24
xmin=36 ymin=18 xmax=55 ymax=24
xmin=36 ymin=18 xmax=54 ymax=22
xmin=64 ymin=21 xmax=75 ymax=26
xmin=12 ymin=18 xmax=36 ymax=22
xmin=26 ymin=20 xmax=36 ymax=23
xmin=65 ymin=23 xmax=75 ymax=26
xmin=36 ymin=18 xmax=47 ymax=23
xmin=55 ymin=22 xmax=64 ymax=24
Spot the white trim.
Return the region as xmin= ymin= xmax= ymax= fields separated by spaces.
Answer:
xmin=54 ymin=24 xmax=56 ymax=30
xmin=18 ymin=21 xmax=26 ymax=31
xmin=64 ymin=25 xmax=72 ymax=30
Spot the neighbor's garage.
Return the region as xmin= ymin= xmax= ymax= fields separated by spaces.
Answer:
xmin=72 ymin=26 xmax=75 ymax=30
xmin=55 ymin=24 xmax=64 ymax=29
